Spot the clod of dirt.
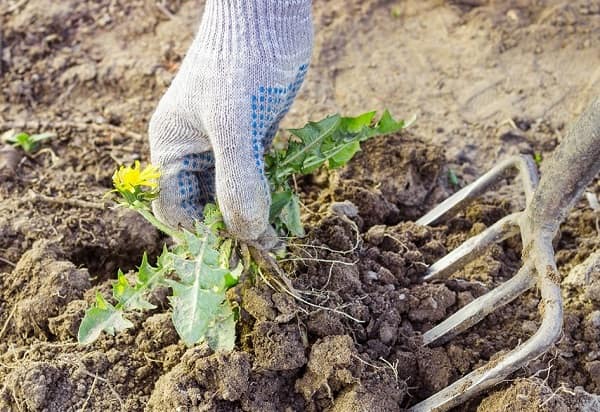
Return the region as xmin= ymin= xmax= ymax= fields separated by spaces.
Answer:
xmin=330 ymin=374 xmax=406 ymax=412
xmin=307 ymin=311 xmax=345 ymax=338
xmin=296 ymin=335 xmax=359 ymax=402
xmin=333 ymin=132 xmax=446 ymax=227
xmin=477 ymin=377 xmax=569 ymax=412
xmin=2 ymin=362 xmax=75 ymax=411
xmin=330 ymin=200 xmax=359 ymax=218
xmin=3 ymin=240 xmax=90 ymax=338
xmin=134 ymin=313 xmax=180 ymax=352
xmin=563 ymin=250 xmax=600 ymax=303
xmin=0 ymin=144 xmax=22 ymax=180
xmin=48 ymin=299 xmax=88 ymax=340
xmin=586 ymin=361 xmax=600 ymax=387
xmin=242 ymin=287 xmax=277 ymax=321
xmin=240 ymin=370 xmax=304 ymax=411
xmin=408 ymin=284 xmax=457 ymax=323
xmin=252 ymin=321 xmax=308 ymax=370
xmin=417 ymin=346 xmax=454 ymax=393
xmin=147 ymin=348 xmax=251 ymax=410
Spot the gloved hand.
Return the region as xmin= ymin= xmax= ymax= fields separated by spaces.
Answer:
xmin=149 ymin=0 xmax=313 ymax=241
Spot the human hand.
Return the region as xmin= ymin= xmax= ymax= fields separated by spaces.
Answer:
xmin=148 ymin=0 xmax=312 ymax=241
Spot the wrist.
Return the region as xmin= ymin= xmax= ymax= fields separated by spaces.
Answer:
xmin=196 ymin=0 xmax=313 ymax=60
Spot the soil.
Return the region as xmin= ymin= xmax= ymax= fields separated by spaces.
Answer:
xmin=1 ymin=0 xmax=599 ymax=411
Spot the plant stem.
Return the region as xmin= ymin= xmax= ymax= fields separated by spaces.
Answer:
xmin=136 ymin=206 xmax=184 ymax=242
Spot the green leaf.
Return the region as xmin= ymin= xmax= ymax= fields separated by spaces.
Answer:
xmin=2 ymin=131 xmax=55 ymax=153
xmin=78 ymin=292 xmax=134 ymax=344
xmin=372 ymin=110 xmax=405 ymax=135
xmin=270 ymin=190 xmax=293 ymax=222
xmin=280 ymin=194 xmax=304 ymax=237
xmin=327 ymin=140 xmax=361 ymax=169
xmin=183 ymin=230 xmax=203 ymax=256
xmin=203 ymin=203 xmax=226 ymax=232
xmin=339 ymin=111 xmax=376 ymax=133
xmin=225 ymin=263 xmax=242 ymax=288
xmin=14 ymin=133 xmax=33 ymax=152
xmin=162 ymin=231 xmax=239 ymax=349
xmin=218 ymin=238 xmax=233 ymax=268
xmin=137 ymin=251 xmax=167 ymax=290
xmin=205 ymin=304 xmax=236 ymax=351
xmin=168 ymin=282 xmax=225 ymax=346
xmin=448 ymin=169 xmax=459 ymax=188
xmin=112 ymin=269 xmax=155 ymax=310
xmin=265 ymin=110 xmax=410 ymax=236
xmin=30 ymin=132 xmax=55 ymax=143
xmin=281 ymin=114 xmax=341 ymax=170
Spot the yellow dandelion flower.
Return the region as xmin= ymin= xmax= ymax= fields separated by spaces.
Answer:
xmin=112 ymin=160 xmax=161 ymax=193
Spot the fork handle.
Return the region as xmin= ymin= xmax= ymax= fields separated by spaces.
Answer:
xmin=525 ymin=97 xmax=600 ymax=239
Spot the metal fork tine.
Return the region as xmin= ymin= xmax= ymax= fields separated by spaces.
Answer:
xmin=424 ymin=213 xmax=520 ymax=282
xmin=423 ymin=262 xmax=536 ymax=346
xmin=417 ymin=155 xmax=538 ymax=227
xmin=410 ymin=97 xmax=600 ymax=411
xmin=409 ymin=271 xmax=562 ymax=412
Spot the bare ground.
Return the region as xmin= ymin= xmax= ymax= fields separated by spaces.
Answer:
xmin=1 ymin=0 xmax=599 ymax=411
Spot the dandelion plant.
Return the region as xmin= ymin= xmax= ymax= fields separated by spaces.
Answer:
xmin=78 ymin=110 xmax=410 ymax=351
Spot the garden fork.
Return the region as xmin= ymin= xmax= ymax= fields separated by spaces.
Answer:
xmin=409 ymin=97 xmax=600 ymax=412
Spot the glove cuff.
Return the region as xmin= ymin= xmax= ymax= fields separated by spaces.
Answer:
xmin=196 ymin=0 xmax=313 ymax=60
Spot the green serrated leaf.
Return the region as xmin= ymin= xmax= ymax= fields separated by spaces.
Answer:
xmin=78 ymin=292 xmax=134 ymax=344
xmin=164 ymin=229 xmax=238 ymax=348
xmin=113 ymin=269 xmax=154 ymax=311
xmin=266 ymin=110 xmax=409 ymax=236
xmin=283 ymin=114 xmax=341 ymax=169
xmin=327 ymin=140 xmax=361 ymax=169
xmin=168 ymin=282 xmax=225 ymax=346
xmin=339 ymin=111 xmax=376 ymax=133
xmin=137 ymin=252 xmax=166 ymax=290
xmin=372 ymin=110 xmax=406 ymax=135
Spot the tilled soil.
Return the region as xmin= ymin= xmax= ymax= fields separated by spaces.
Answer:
xmin=1 ymin=0 xmax=600 ymax=411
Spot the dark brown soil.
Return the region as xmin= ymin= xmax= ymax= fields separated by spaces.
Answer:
xmin=1 ymin=1 xmax=599 ymax=411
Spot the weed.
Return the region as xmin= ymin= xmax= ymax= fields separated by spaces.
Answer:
xmin=78 ymin=110 xmax=409 ymax=351
xmin=447 ymin=169 xmax=459 ymax=188
xmin=1 ymin=129 xmax=55 ymax=153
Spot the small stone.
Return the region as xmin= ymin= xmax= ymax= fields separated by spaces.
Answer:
xmin=330 ymin=200 xmax=359 ymax=218
xmin=0 ymin=144 xmax=22 ymax=177
xmin=506 ymin=9 xmax=519 ymax=22
xmin=589 ymin=311 xmax=600 ymax=328
xmin=585 ymin=361 xmax=600 ymax=386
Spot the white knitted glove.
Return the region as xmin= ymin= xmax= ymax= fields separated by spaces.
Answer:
xmin=149 ymin=0 xmax=313 ymax=241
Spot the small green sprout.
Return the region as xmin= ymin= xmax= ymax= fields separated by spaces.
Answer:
xmin=534 ymin=152 xmax=543 ymax=167
xmin=1 ymin=129 xmax=55 ymax=153
xmin=448 ymin=169 xmax=459 ymax=188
